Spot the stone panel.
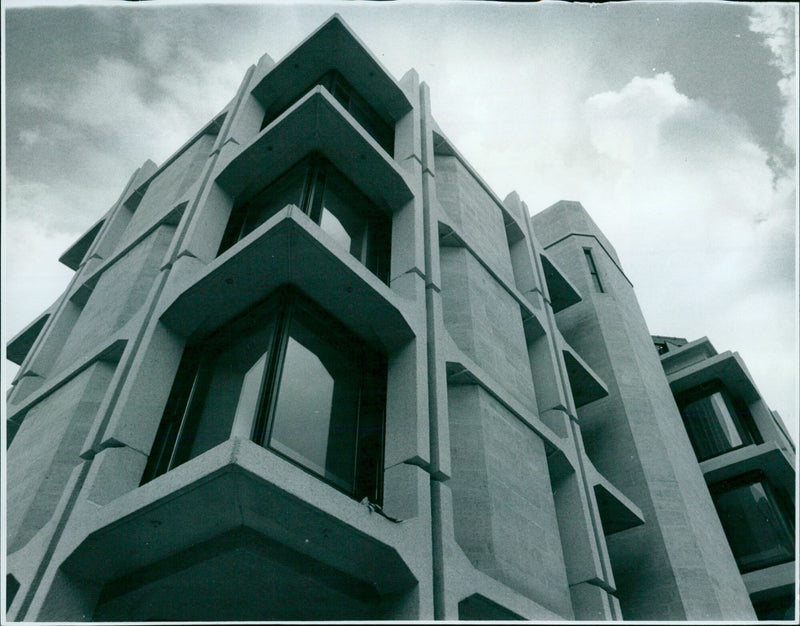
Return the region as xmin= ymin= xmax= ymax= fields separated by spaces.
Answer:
xmin=54 ymin=227 xmax=173 ymax=372
xmin=7 ymin=361 xmax=116 ymax=552
xmin=118 ymin=134 xmax=215 ymax=250
xmin=434 ymin=155 xmax=514 ymax=284
xmin=448 ymin=384 xmax=571 ymax=617
xmin=440 ymin=247 xmax=535 ymax=406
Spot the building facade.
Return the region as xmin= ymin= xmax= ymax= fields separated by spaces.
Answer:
xmin=652 ymin=334 xmax=796 ymax=620
xmin=4 ymin=16 xmax=794 ymax=622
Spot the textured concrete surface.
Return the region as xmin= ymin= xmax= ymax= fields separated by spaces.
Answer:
xmin=8 ymin=362 xmax=114 ymax=552
xmin=447 ymin=384 xmax=571 ymax=616
xmin=534 ymin=201 xmax=756 ymax=621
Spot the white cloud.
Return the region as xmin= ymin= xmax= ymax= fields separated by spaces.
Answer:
xmin=17 ymin=128 xmax=41 ymax=147
xmin=586 ymin=73 xmax=691 ymax=163
xmin=749 ymin=4 xmax=798 ymax=157
xmin=575 ymin=73 xmax=796 ymax=440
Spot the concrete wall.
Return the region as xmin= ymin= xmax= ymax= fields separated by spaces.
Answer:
xmin=7 ymin=362 xmax=115 ymax=553
xmin=117 ymin=134 xmax=215 ymax=251
xmin=440 ymin=247 xmax=535 ymax=407
xmin=447 ymin=384 xmax=572 ymax=616
xmin=533 ymin=200 xmax=755 ymax=621
xmin=434 ymin=155 xmax=514 ymax=285
xmin=53 ymin=227 xmax=174 ymax=374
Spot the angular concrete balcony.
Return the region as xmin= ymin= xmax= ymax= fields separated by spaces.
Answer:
xmin=62 ymin=438 xmax=418 ymax=621
xmin=160 ymin=206 xmax=416 ymax=353
xmin=217 ymin=87 xmax=413 ymax=213
xmin=250 ymin=15 xmax=412 ymax=133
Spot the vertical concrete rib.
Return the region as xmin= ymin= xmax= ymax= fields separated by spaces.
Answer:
xmin=524 ymin=210 xmax=619 ymax=618
xmin=417 ymin=81 xmax=451 ymax=620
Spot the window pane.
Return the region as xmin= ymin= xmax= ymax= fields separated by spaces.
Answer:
xmin=708 ymin=392 xmax=744 ymax=447
xmin=173 ymin=320 xmax=275 ymax=467
xmin=270 ymin=318 xmax=360 ymax=493
xmin=218 ymin=166 xmax=305 ymax=254
xmin=319 ymin=174 xmax=367 ymax=261
xmin=681 ymin=387 xmax=753 ymax=460
xmin=240 ymin=169 xmax=305 ymax=238
xmin=713 ymin=480 xmax=794 ymax=572
xmin=319 ymin=209 xmax=355 ymax=254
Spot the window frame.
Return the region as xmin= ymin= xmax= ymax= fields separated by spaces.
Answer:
xmin=142 ymin=288 xmax=387 ymax=505
xmin=582 ymin=248 xmax=604 ymax=293
xmin=709 ymin=471 xmax=795 ymax=573
xmin=217 ymin=153 xmax=391 ymax=283
xmin=676 ymin=379 xmax=761 ymax=462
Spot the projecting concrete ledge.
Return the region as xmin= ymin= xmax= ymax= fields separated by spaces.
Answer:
xmin=700 ymin=442 xmax=795 ymax=487
xmin=59 ymin=219 xmax=105 ymax=270
xmin=217 ymin=87 xmax=413 ymax=211
xmin=160 ymin=207 xmax=416 ymax=353
xmin=6 ymin=312 xmax=50 ymax=366
xmin=557 ymin=337 xmax=608 ymax=408
xmin=61 ymin=438 xmax=418 ymax=598
xmin=667 ymin=350 xmax=759 ymax=403
xmin=540 ymin=253 xmax=582 ymax=313
xmin=586 ymin=464 xmax=645 ymax=535
xmin=742 ymin=561 xmax=795 ymax=602
xmin=251 ymin=15 xmax=412 ymax=124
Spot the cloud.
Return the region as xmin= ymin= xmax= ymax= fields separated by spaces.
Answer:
xmin=17 ymin=128 xmax=41 ymax=147
xmin=580 ymin=72 xmax=790 ymax=280
xmin=585 ymin=73 xmax=691 ymax=163
xmin=575 ymin=72 xmax=796 ymax=439
xmin=749 ymin=5 xmax=798 ymax=160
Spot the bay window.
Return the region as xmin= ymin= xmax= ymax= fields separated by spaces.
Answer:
xmin=710 ymin=473 xmax=794 ymax=573
xmin=676 ymin=380 xmax=760 ymax=461
xmin=218 ymin=154 xmax=391 ymax=283
xmin=143 ymin=289 xmax=387 ymax=504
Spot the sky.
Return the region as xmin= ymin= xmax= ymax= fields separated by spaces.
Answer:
xmin=2 ymin=1 xmax=798 ymax=442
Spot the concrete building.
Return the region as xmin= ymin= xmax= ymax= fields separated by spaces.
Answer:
xmin=652 ymin=334 xmax=796 ymax=620
xmin=4 ymin=15 xmax=794 ymax=622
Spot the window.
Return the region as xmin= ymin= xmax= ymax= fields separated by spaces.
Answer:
xmin=583 ymin=248 xmax=604 ymax=292
xmin=142 ymin=289 xmax=387 ymax=504
xmin=753 ymin=594 xmax=795 ymax=621
xmin=218 ymin=154 xmax=391 ymax=283
xmin=654 ymin=341 xmax=669 ymax=356
xmin=710 ymin=473 xmax=794 ymax=573
xmin=677 ymin=380 xmax=760 ymax=461
xmin=260 ymin=70 xmax=394 ymax=155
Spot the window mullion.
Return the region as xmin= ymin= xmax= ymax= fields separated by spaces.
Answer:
xmin=165 ymin=366 xmax=205 ymax=473
xmin=352 ymin=384 xmax=363 ymax=499
xmin=308 ymin=164 xmax=325 ymax=224
xmin=254 ymin=295 xmax=293 ymax=447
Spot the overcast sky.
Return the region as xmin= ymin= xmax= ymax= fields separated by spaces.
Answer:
xmin=3 ymin=1 xmax=798 ymax=442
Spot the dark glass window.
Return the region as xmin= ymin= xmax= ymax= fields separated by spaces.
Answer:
xmin=710 ymin=473 xmax=794 ymax=573
xmin=218 ymin=154 xmax=391 ymax=282
xmin=583 ymin=248 xmax=604 ymax=292
xmin=677 ymin=380 xmax=760 ymax=461
xmin=142 ymin=289 xmax=387 ymax=504
xmin=753 ymin=594 xmax=795 ymax=621
xmin=260 ymin=70 xmax=394 ymax=155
